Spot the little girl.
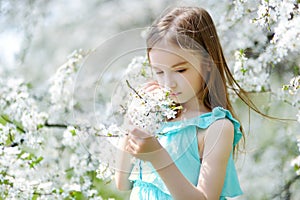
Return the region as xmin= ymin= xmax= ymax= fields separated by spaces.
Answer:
xmin=115 ymin=6 xmax=257 ymax=200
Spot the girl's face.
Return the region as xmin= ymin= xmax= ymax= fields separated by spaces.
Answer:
xmin=149 ymin=42 xmax=207 ymax=107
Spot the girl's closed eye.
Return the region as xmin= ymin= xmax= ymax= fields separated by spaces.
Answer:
xmin=155 ymin=70 xmax=164 ymax=75
xmin=175 ymin=69 xmax=187 ymax=73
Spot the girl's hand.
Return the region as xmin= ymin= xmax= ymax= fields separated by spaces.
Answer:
xmin=142 ymin=81 xmax=160 ymax=93
xmin=126 ymin=126 xmax=163 ymax=162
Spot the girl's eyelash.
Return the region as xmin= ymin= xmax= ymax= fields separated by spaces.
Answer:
xmin=176 ymin=69 xmax=187 ymax=73
xmin=155 ymin=69 xmax=187 ymax=74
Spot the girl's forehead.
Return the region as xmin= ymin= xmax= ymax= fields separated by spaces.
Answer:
xmin=149 ymin=44 xmax=201 ymax=68
xmin=149 ymin=48 xmax=185 ymax=65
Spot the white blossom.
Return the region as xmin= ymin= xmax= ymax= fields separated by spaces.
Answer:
xmin=96 ymin=163 xmax=113 ymax=180
xmin=126 ymin=86 xmax=181 ymax=135
xmin=232 ymin=0 xmax=247 ymax=20
xmin=48 ymin=49 xmax=89 ymax=119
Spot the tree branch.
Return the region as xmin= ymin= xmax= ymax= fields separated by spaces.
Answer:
xmin=272 ymin=175 xmax=300 ymax=199
xmin=44 ymin=121 xmax=67 ymax=129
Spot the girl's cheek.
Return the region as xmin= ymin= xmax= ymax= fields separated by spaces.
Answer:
xmin=175 ymin=74 xmax=185 ymax=83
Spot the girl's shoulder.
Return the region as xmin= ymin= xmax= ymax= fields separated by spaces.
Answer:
xmin=199 ymin=117 xmax=234 ymax=152
xmin=200 ymin=107 xmax=242 ymax=147
xmin=204 ymin=117 xmax=234 ymax=133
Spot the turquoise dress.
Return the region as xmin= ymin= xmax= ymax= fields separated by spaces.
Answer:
xmin=128 ymin=107 xmax=243 ymax=200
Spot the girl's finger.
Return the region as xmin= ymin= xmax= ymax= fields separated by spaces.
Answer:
xmin=127 ymin=137 xmax=144 ymax=155
xmin=144 ymin=85 xmax=160 ymax=92
xmin=128 ymin=137 xmax=139 ymax=149
xmin=125 ymin=143 xmax=136 ymax=155
xmin=142 ymin=81 xmax=158 ymax=87
xmin=129 ymin=127 xmax=152 ymax=139
xmin=142 ymin=81 xmax=159 ymax=90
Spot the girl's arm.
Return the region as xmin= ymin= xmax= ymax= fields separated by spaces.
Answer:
xmin=115 ymin=135 xmax=134 ymax=191
xmin=197 ymin=119 xmax=234 ymax=199
xmin=127 ymin=118 xmax=234 ymax=200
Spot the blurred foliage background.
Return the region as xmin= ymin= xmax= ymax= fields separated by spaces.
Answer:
xmin=1 ymin=0 xmax=300 ymax=199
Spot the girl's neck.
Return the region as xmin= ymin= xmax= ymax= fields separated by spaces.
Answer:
xmin=183 ymin=97 xmax=210 ymax=113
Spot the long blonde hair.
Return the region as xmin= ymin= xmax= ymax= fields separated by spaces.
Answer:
xmin=146 ymin=7 xmax=265 ymax=155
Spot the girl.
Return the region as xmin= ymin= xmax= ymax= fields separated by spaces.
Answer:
xmin=116 ymin=6 xmax=257 ymax=200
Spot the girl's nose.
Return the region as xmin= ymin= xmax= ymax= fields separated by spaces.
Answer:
xmin=164 ymin=76 xmax=177 ymax=89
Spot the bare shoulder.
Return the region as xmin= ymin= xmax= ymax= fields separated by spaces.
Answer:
xmin=204 ymin=118 xmax=234 ymax=148
xmin=197 ymin=118 xmax=234 ymax=142
xmin=201 ymin=118 xmax=234 ymax=161
xmin=209 ymin=118 xmax=234 ymax=134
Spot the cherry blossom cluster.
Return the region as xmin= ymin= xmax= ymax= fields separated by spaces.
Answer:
xmin=0 ymin=1 xmax=300 ymax=199
xmin=281 ymin=75 xmax=300 ymax=175
xmin=0 ymin=50 xmax=106 ymax=199
xmin=0 ymin=77 xmax=51 ymax=199
xmin=228 ymin=0 xmax=300 ymax=94
xmin=282 ymin=75 xmax=300 ymax=122
xmin=126 ymin=83 xmax=181 ymax=134
xmin=48 ymin=49 xmax=90 ymax=121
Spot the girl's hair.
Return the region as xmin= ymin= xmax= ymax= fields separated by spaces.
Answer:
xmin=146 ymin=7 xmax=265 ymax=155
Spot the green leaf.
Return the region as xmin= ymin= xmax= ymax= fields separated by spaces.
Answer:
xmin=69 ymin=190 xmax=84 ymax=199
xmin=282 ymin=85 xmax=289 ymax=91
xmin=240 ymin=68 xmax=248 ymax=75
xmin=107 ymin=132 xmax=113 ymax=137
xmin=293 ymin=65 xmax=299 ymax=75
xmin=35 ymin=156 xmax=43 ymax=163
xmin=37 ymin=124 xmax=43 ymax=130
xmin=0 ymin=115 xmax=7 ymax=125
xmin=294 ymin=165 xmax=300 ymax=172
xmin=59 ymin=188 xmax=64 ymax=194
xmin=32 ymin=194 xmax=39 ymax=200
xmin=65 ymin=167 xmax=74 ymax=179
xmin=29 ymin=156 xmax=44 ymax=168
xmin=70 ymin=129 xmax=76 ymax=136
xmin=12 ymin=120 xmax=25 ymax=133
xmin=141 ymin=67 xmax=146 ymax=77
xmin=165 ymin=91 xmax=170 ymax=97
xmin=26 ymin=82 xmax=33 ymax=89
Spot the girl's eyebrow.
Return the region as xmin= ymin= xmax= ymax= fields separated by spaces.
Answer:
xmin=151 ymin=61 xmax=188 ymax=69
xmin=171 ymin=61 xmax=188 ymax=68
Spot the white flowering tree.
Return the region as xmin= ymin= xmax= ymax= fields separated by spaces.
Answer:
xmin=0 ymin=0 xmax=300 ymax=199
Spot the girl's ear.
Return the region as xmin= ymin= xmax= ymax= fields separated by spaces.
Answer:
xmin=202 ymin=61 xmax=213 ymax=83
xmin=206 ymin=63 xmax=212 ymax=72
xmin=206 ymin=59 xmax=214 ymax=72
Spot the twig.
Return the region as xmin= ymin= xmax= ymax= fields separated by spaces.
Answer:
xmin=44 ymin=122 xmax=121 ymax=137
xmin=1 ymin=114 xmax=25 ymax=133
xmin=126 ymin=80 xmax=147 ymax=103
xmin=44 ymin=121 xmax=68 ymax=128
